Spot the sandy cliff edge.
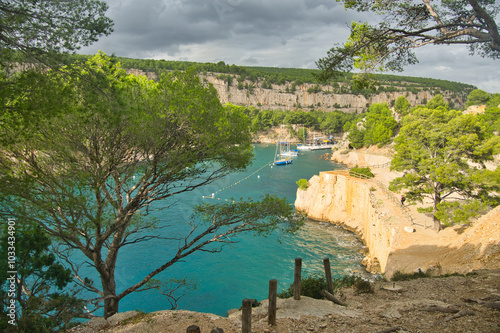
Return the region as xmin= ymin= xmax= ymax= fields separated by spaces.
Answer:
xmin=295 ymin=152 xmax=500 ymax=277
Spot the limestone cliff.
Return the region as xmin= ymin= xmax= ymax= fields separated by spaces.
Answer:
xmin=295 ymin=171 xmax=500 ymax=276
xmin=124 ymin=68 xmax=468 ymax=113
xmin=295 ymin=171 xmax=394 ymax=274
xmin=204 ymin=75 xmax=447 ymax=113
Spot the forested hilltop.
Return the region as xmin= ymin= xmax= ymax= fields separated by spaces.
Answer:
xmin=73 ymin=54 xmax=475 ymax=113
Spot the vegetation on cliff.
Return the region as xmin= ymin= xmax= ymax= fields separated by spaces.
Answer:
xmin=389 ymin=94 xmax=500 ymax=231
xmin=69 ymin=53 xmax=475 ymax=107
xmin=344 ymin=102 xmax=398 ymax=148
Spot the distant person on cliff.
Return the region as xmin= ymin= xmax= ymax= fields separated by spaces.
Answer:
xmin=401 ymin=195 xmax=406 ymax=206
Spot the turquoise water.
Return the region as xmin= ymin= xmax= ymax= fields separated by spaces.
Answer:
xmin=102 ymin=144 xmax=366 ymax=316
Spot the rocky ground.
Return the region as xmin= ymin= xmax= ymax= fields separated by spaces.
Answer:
xmin=72 ymin=269 xmax=500 ymax=333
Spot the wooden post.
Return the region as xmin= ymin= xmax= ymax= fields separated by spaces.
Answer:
xmin=294 ymin=258 xmax=302 ymax=300
xmin=323 ymin=258 xmax=334 ymax=294
xmin=241 ymin=299 xmax=252 ymax=333
xmin=268 ymin=279 xmax=277 ymax=325
xmin=321 ymin=289 xmax=347 ymax=306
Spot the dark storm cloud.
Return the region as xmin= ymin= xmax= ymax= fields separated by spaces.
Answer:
xmin=83 ymin=0 xmax=355 ymax=58
xmin=81 ymin=0 xmax=500 ymax=92
xmin=94 ymin=0 xmax=231 ymax=55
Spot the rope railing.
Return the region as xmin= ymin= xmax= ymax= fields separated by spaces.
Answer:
xmin=202 ymin=160 xmax=273 ymax=200
xmin=369 ymin=161 xmax=391 ymax=169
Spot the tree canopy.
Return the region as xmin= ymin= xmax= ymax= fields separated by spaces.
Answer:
xmin=466 ymin=88 xmax=494 ymax=107
xmin=0 ymin=224 xmax=83 ymax=332
xmin=317 ymin=0 xmax=500 ymax=84
xmin=346 ymin=102 xmax=398 ymax=148
xmin=0 ymin=0 xmax=113 ymax=66
xmin=390 ymin=106 xmax=500 ymax=231
xmin=0 ymin=0 xmax=114 ymax=147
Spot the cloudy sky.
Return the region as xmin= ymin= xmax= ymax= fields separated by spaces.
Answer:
xmin=81 ymin=0 xmax=500 ymax=93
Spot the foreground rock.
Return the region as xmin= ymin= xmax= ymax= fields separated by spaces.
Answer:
xmin=72 ymin=269 xmax=500 ymax=333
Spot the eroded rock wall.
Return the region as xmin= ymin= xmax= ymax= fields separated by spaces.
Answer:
xmin=295 ymin=171 xmax=393 ymax=273
xmin=124 ymin=69 xmax=468 ymax=113
xmin=206 ymin=75 xmax=436 ymax=113
xmin=295 ymin=171 xmax=500 ymax=276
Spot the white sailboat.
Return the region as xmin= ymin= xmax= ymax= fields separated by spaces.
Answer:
xmin=274 ymin=124 xmax=294 ymax=165
xmin=280 ymin=133 xmax=298 ymax=157
xmin=297 ymin=126 xmax=312 ymax=150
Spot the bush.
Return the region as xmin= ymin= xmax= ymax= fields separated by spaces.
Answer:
xmin=278 ymin=274 xmax=373 ymax=299
xmin=350 ymin=166 xmax=374 ymax=178
xmin=391 ymin=270 xmax=430 ymax=281
xmin=332 ymin=275 xmax=374 ymax=294
xmin=353 ymin=278 xmax=374 ymax=294
xmin=278 ymin=275 xmax=327 ymax=299
xmin=296 ymin=178 xmax=309 ymax=190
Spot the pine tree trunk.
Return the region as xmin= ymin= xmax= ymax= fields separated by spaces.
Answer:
xmin=104 ymin=296 xmax=119 ymax=319
xmin=101 ymin=269 xmax=119 ymax=319
xmin=433 ymin=214 xmax=441 ymax=232
xmin=433 ymin=194 xmax=441 ymax=232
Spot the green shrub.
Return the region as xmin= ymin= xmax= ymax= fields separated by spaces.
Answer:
xmin=391 ymin=270 xmax=430 ymax=281
xmin=278 ymin=274 xmax=373 ymax=299
xmin=278 ymin=275 xmax=327 ymax=299
xmin=296 ymin=178 xmax=309 ymax=190
xmin=353 ymin=278 xmax=374 ymax=294
xmin=350 ymin=166 xmax=374 ymax=178
xmin=332 ymin=275 xmax=373 ymax=294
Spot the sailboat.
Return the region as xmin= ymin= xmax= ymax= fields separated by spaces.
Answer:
xmin=274 ymin=124 xmax=293 ymax=165
xmin=296 ymin=126 xmax=335 ymax=151
xmin=280 ymin=133 xmax=298 ymax=157
xmin=296 ymin=125 xmax=311 ymax=151
xmin=274 ymin=144 xmax=293 ymax=165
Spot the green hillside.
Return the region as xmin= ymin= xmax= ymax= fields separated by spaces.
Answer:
xmin=72 ymin=54 xmax=475 ymax=101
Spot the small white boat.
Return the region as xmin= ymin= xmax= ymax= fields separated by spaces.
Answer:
xmin=296 ymin=144 xmax=312 ymax=151
xmin=281 ymin=149 xmax=298 ymax=156
xmin=274 ymin=125 xmax=295 ymax=165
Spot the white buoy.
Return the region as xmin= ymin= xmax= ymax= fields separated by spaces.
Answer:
xmin=212 ymin=193 xmax=215 ymax=198
xmin=257 ymin=175 xmax=260 ymax=179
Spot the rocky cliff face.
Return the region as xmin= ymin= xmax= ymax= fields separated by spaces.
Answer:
xmin=124 ymin=69 xmax=466 ymax=113
xmin=205 ymin=75 xmax=440 ymax=113
xmin=295 ymin=171 xmax=393 ymax=274
xmin=295 ymin=171 xmax=500 ymax=276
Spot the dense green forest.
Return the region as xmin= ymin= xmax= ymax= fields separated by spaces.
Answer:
xmin=238 ymin=90 xmax=500 ymax=147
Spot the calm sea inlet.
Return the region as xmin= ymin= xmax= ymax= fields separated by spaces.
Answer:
xmin=98 ymin=144 xmax=365 ymax=316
